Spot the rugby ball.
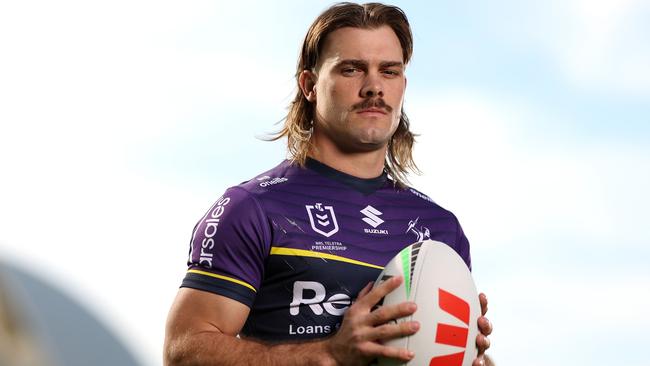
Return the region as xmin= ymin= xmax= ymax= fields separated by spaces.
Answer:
xmin=374 ymin=240 xmax=480 ymax=366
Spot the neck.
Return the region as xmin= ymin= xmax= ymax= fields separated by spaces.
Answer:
xmin=308 ymin=140 xmax=386 ymax=179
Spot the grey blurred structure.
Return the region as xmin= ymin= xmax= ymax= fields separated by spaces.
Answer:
xmin=0 ymin=259 xmax=141 ymax=366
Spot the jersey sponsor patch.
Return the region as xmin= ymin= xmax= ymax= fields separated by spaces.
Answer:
xmin=361 ymin=205 xmax=384 ymax=227
xmin=305 ymin=203 xmax=339 ymax=237
xmin=189 ymin=195 xmax=231 ymax=267
xmin=361 ymin=205 xmax=389 ymax=235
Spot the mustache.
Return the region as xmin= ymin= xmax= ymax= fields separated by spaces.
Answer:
xmin=351 ymin=98 xmax=393 ymax=113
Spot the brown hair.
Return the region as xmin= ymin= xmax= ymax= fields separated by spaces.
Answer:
xmin=271 ymin=2 xmax=418 ymax=187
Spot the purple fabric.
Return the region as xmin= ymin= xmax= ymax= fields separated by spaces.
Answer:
xmin=182 ymin=159 xmax=472 ymax=340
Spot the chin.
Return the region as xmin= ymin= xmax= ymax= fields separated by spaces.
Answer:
xmin=335 ymin=135 xmax=386 ymax=153
xmin=355 ymin=135 xmax=390 ymax=151
xmin=359 ymin=129 xmax=393 ymax=145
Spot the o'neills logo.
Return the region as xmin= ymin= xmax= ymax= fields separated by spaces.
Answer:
xmin=410 ymin=188 xmax=434 ymax=203
xmin=198 ymin=196 xmax=230 ymax=267
xmin=259 ymin=177 xmax=288 ymax=187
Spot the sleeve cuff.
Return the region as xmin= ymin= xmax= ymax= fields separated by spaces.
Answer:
xmin=181 ymin=270 xmax=256 ymax=308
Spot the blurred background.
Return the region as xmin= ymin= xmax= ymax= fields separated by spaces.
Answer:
xmin=0 ymin=1 xmax=648 ymax=365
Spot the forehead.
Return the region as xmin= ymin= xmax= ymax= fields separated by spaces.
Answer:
xmin=318 ymin=26 xmax=403 ymax=67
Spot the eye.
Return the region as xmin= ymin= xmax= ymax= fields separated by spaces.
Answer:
xmin=342 ymin=67 xmax=361 ymax=76
xmin=382 ymin=69 xmax=401 ymax=77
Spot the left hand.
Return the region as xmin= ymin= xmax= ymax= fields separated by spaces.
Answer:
xmin=472 ymin=292 xmax=492 ymax=366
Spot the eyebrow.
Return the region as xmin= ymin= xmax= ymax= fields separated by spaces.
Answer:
xmin=336 ymin=59 xmax=404 ymax=69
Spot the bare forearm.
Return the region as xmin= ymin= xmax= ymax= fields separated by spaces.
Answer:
xmin=165 ymin=331 xmax=335 ymax=366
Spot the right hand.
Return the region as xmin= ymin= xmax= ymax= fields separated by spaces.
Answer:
xmin=324 ymin=276 xmax=419 ymax=366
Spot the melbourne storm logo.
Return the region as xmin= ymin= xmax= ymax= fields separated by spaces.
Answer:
xmin=406 ymin=217 xmax=430 ymax=241
xmin=306 ymin=203 xmax=339 ymax=237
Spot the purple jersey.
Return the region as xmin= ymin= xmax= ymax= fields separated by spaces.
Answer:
xmin=181 ymin=158 xmax=471 ymax=341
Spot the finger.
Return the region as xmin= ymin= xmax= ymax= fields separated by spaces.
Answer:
xmin=476 ymin=334 xmax=491 ymax=353
xmin=479 ymin=293 xmax=488 ymax=316
xmin=368 ymin=320 xmax=419 ymax=341
xmin=356 ymin=276 xmax=403 ymax=309
xmin=478 ymin=316 xmax=492 ymax=336
xmin=368 ymin=301 xmax=417 ymax=326
xmin=472 ymin=355 xmax=485 ymax=366
xmin=358 ymin=342 xmax=414 ymax=362
xmin=357 ymin=281 xmax=374 ymax=300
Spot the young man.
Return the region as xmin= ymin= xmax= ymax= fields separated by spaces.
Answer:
xmin=165 ymin=3 xmax=492 ymax=365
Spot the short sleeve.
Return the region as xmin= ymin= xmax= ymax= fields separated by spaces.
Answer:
xmin=181 ymin=186 xmax=270 ymax=307
xmin=455 ymin=217 xmax=472 ymax=271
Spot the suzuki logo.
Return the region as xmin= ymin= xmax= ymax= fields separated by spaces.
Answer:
xmin=360 ymin=205 xmax=384 ymax=228
xmin=429 ymin=288 xmax=471 ymax=366
xmin=306 ymin=203 xmax=339 ymax=237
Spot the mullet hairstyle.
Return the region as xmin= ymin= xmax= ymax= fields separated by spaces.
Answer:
xmin=270 ymin=2 xmax=419 ymax=187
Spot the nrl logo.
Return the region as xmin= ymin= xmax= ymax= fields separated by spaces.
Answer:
xmin=306 ymin=203 xmax=339 ymax=237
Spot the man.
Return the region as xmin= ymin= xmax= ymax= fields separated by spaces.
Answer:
xmin=164 ymin=3 xmax=492 ymax=365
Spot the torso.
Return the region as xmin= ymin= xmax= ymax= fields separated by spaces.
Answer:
xmin=182 ymin=159 xmax=470 ymax=341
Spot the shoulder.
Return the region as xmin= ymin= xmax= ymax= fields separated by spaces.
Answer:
xmin=398 ymin=184 xmax=471 ymax=269
xmin=232 ymin=160 xmax=311 ymax=195
xmin=390 ymin=184 xmax=457 ymax=218
xmin=403 ymin=186 xmax=438 ymax=205
xmin=191 ymin=162 xmax=301 ymax=244
xmin=200 ymin=160 xmax=316 ymax=223
xmin=225 ymin=160 xmax=333 ymax=206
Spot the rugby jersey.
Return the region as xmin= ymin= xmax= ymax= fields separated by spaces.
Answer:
xmin=181 ymin=158 xmax=471 ymax=341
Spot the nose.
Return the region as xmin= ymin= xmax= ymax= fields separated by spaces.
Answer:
xmin=360 ymin=73 xmax=384 ymax=98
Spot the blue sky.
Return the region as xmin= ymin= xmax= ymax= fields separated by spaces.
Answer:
xmin=1 ymin=1 xmax=648 ymax=365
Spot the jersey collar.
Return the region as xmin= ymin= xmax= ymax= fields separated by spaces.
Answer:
xmin=305 ymin=158 xmax=389 ymax=195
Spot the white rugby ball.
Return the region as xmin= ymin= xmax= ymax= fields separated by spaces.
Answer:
xmin=374 ymin=240 xmax=480 ymax=366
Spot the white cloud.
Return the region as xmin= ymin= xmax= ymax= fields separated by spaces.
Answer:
xmin=0 ymin=2 xmax=294 ymax=145
xmin=539 ymin=0 xmax=650 ymax=96
xmin=486 ymin=270 xmax=650 ymax=365
xmin=408 ymin=90 xmax=649 ymax=249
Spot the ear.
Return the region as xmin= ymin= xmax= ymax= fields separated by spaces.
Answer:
xmin=298 ymin=70 xmax=317 ymax=102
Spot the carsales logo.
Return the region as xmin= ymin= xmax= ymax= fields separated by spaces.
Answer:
xmin=197 ymin=196 xmax=230 ymax=267
xmin=429 ymin=288 xmax=470 ymax=366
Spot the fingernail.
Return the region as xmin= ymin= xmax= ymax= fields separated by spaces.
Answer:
xmin=410 ymin=321 xmax=420 ymax=331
